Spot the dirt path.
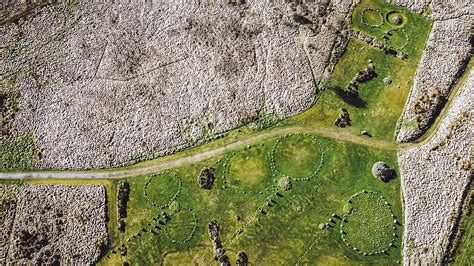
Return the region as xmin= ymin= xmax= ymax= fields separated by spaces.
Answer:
xmin=0 ymin=126 xmax=404 ymax=180
xmin=1 ymin=65 xmax=470 ymax=180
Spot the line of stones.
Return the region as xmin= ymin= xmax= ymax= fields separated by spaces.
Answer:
xmin=339 ymin=190 xmax=398 ymax=256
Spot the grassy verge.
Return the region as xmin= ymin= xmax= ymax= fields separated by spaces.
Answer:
xmin=0 ymin=134 xmax=39 ymax=171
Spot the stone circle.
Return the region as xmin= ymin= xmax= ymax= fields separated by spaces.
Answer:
xmin=143 ymin=172 xmax=182 ymax=209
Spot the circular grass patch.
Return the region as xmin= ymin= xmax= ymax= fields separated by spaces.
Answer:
xmin=144 ymin=172 xmax=182 ymax=209
xmin=226 ymin=145 xmax=271 ymax=190
xmin=386 ymin=10 xmax=407 ymax=28
xmin=271 ymin=134 xmax=324 ymax=181
xmin=361 ymin=8 xmax=383 ymax=28
xmin=164 ymin=208 xmax=198 ymax=244
xmin=341 ymin=191 xmax=396 ymax=255
xmin=384 ymin=29 xmax=408 ymax=50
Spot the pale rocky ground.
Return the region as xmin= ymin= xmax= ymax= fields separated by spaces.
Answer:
xmin=0 ymin=184 xmax=107 ymax=264
xmin=398 ymin=69 xmax=473 ymax=264
xmin=390 ymin=0 xmax=473 ymax=142
xmin=0 ymin=0 xmax=353 ymax=169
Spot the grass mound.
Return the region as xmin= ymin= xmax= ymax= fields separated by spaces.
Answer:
xmin=225 ymin=145 xmax=271 ymax=190
xmin=341 ymin=191 xmax=396 ymax=255
xmin=164 ymin=208 xmax=198 ymax=244
xmin=143 ymin=172 xmax=182 ymax=209
xmin=361 ymin=8 xmax=383 ymax=27
xmin=272 ymin=134 xmax=323 ymax=180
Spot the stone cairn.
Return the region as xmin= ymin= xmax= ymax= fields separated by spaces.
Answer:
xmin=335 ymin=108 xmax=352 ymax=128
xmin=209 ymin=220 xmax=227 ymax=264
xmin=372 ymin=162 xmax=396 ymax=182
xmin=236 ymin=251 xmax=249 ymax=266
xmin=198 ymin=167 xmax=216 ymax=189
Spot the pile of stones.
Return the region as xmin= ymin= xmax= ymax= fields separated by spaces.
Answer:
xmin=236 ymin=251 xmax=249 ymax=266
xmin=117 ymin=180 xmax=130 ymax=233
xmin=335 ymin=108 xmax=351 ymax=128
xmin=346 ymin=67 xmax=377 ymax=98
xmin=208 ymin=220 xmax=227 ymax=263
xmin=197 ymin=167 xmax=216 ymax=189
xmin=1 ymin=185 xmax=107 ymax=265
xmin=372 ymin=162 xmax=396 ymax=182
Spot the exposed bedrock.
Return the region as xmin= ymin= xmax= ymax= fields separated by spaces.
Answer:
xmin=398 ymin=70 xmax=473 ymax=264
xmin=0 ymin=0 xmax=353 ymax=169
xmin=390 ymin=0 xmax=473 ymax=142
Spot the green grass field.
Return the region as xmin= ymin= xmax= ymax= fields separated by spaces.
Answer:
xmin=288 ymin=0 xmax=431 ymax=142
xmin=85 ymin=135 xmax=403 ymax=265
xmin=0 ymin=0 xmax=441 ymax=264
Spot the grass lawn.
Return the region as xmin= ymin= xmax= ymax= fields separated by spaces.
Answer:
xmin=272 ymin=134 xmax=322 ymax=180
xmin=341 ymin=191 xmax=396 ymax=255
xmin=226 ymin=144 xmax=271 ymax=190
xmin=87 ymin=135 xmax=403 ymax=265
xmin=287 ymin=0 xmax=431 ymax=142
xmin=0 ymin=134 xmax=38 ymax=171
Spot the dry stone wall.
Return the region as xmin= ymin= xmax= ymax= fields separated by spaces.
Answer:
xmin=0 ymin=0 xmax=353 ymax=169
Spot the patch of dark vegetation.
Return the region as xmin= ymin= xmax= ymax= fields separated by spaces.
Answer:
xmin=335 ymin=108 xmax=352 ymax=128
xmin=292 ymin=14 xmax=313 ymax=25
xmin=117 ymin=180 xmax=130 ymax=233
xmin=198 ymin=167 xmax=215 ymax=189
xmin=235 ymin=251 xmax=249 ymax=266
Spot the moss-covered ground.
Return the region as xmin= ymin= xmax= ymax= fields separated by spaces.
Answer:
xmin=0 ymin=134 xmax=39 ymax=171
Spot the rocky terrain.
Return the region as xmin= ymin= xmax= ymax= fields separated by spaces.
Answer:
xmin=0 ymin=184 xmax=107 ymax=264
xmin=0 ymin=0 xmax=353 ymax=169
xmin=398 ymin=69 xmax=473 ymax=264
xmin=392 ymin=0 xmax=473 ymax=142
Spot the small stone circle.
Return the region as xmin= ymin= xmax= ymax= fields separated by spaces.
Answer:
xmin=143 ymin=171 xmax=182 ymax=209
xmin=340 ymin=191 xmax=397 ymax=256
xmin=383 ymin=29 xmax=408 ymax=50
xmin=163 ymin=207 xmax=199 ymax=245
xmin=361 ymin=8 xmax=383 ymax=28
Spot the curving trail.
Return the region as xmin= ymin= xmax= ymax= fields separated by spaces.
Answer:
xmin=0 ymin=126 xmax=406 ymax=180
xmin=1 ymin=64 xmax=470 ymax=180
